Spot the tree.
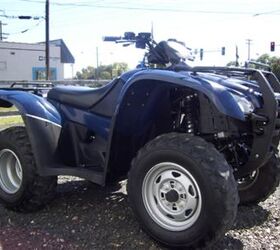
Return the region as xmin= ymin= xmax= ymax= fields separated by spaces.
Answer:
xmin=99 ymin=71 xmax=111 ymax=79
xmin=76 ymin=66 xmax=95 ymax=79
xmin=112 ymin=62 xmax=129 ymax=77
xmin=226 ymin=54 xmax=280 ymax=81
xmin=256 ymin=54 xmax=280 ymax=81
xmin=226 ymin=61 xmax=238 ymax=67
xmin=76 ymin=62 xmax=129 ymax=80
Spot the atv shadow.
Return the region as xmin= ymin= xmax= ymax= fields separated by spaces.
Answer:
xmin=0 ymin=178 xmax=272 ymax=250
xmin=233 ymin=205 xmax=270 ymax=230
xmin=208 ymin=236 xmax=244 ymax=250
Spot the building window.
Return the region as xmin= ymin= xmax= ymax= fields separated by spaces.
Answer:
xmin=0 ymin=61 xmax=7 ymax=71
xmin=32 ymin=67 xmax=57 ymax=80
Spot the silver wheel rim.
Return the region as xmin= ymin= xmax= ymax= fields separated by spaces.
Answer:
xmin=142 ymin=162 xmax=202 ymax=231
xmin=238 ymin=170 xmax=259 ymax=191
xmin=0 ymin=149 xmax=23 ymax=194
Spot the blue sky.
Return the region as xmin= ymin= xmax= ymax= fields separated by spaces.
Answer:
xmin=1 ymin=0 xmax=280 ymax=78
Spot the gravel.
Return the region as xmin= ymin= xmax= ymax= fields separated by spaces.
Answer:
xmin=0 ymin=176 xmax=279 ymax=250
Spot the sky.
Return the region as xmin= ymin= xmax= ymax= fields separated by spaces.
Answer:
xmin=1 ymin=0 xmax=280 ymax=78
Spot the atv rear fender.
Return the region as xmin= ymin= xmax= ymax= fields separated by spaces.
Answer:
xmin=0 ymin=90 xmax=61 ymax=174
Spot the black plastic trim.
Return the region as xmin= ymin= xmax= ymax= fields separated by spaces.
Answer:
xmin=192 ymin=67 xmax=279 ymax=176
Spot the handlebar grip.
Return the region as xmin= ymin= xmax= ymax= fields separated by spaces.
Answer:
xmin=103 ymin=36 xmax=122 ymax=42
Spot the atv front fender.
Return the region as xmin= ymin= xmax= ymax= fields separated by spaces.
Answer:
xmin=0 ymin=90 xmax=61 ymax=174
xmin=105 ymin=70 xmax=246 ymax=178
xmin=122 ymin=70 xmax=246 ymax=121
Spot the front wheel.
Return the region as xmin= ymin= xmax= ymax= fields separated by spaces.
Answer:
xmin=128 ymin=133 xmax=239 ymax=248
xmin=238 ymin=154 xmax=280 ymax=206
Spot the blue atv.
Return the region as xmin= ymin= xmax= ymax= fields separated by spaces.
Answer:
xmin=0 ymin=32 xmax=279 ymax=248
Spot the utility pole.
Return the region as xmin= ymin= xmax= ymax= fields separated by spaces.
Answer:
xmin=246 ymin=39 xmax=252 ymax=61
xmin=235 ymin=45 xmax=239 ymax=67
xmin=45 ymin=0 xmax=50 ymax=80
xmin=96 ymin=46 xmax=99 ymax=80
xmin=0 ymin=21 xmax=2 ymax=41
xmin=0 ymin=21 xmax=8 ymax=41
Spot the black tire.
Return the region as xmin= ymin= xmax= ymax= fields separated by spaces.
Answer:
xmin=128 ymin=133 xmax=239 ymax=248
xmin=0 ymin=126 xmax=57 ymax=212
xmin=238 ymin=154 xmax=280 ymax=206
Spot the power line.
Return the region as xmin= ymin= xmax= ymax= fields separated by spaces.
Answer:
xmin=254 ymin=9 xmax=280 ymax=17
xmin=16 ymin=0 xmax=279 ymax=15
xmin=0 ymin=8 xmax=44 ymax=39
xmin=0 ymin=13 xmax=44 ymax=20
xmin=8 ymin=19 xmax=44 ymax=35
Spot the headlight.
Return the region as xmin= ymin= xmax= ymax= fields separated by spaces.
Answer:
xmin=232 ymin=94 xmax=254 ymax=113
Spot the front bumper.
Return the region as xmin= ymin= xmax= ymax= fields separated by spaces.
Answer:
xmin=238 ymin=72 xmax=280 ymax=176
xmin=192 ymin=66 xmax=280 ymax=177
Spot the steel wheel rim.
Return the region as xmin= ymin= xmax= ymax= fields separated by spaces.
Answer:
xmin=0 ymin=149 xmax=23 ymax=194
xmin=238 ymin=170 xmax=259 ymax=191
xmin=142 ymin=162 xmax=202 ymax=231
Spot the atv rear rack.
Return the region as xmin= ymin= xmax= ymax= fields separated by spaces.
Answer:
xmin=192 ymin=66 xmax=280 ymax=176
xmin=0 ymin=81 xmax=54 ymax=91
xmin=0 ymin=82 xmax=54 ymax=98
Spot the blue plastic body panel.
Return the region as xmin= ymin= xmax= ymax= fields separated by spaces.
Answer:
xmin=0 ymin=90 xmax=61 ymax=125
xmin=0 ymin=68 xmax=258 ymax=183
xmin=57 ymin=104 xmax=111 ymax=140
xmin=118 ymin=69 xmax=247 ymax=121
xmin=0 ymin=90 xmax=62 ymax=175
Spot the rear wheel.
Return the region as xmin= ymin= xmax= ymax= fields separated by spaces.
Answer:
xmin=238 ymin=154 xmax=280 ymax=205
xmin=0 ymin=126 xmax=57 ymax=212
xmin=0 ymin=149 xmax=23 ymax=194
xmin=128 ymin=133 xmax=238 ymax=248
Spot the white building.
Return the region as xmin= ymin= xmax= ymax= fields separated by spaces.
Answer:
xmin=0 ymin=39 xmax=74 ymax=81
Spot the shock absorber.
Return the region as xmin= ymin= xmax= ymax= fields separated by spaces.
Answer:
xmin=184 ymin=95 xmax=194 ymax=134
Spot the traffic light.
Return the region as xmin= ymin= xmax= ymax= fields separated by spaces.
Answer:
xmin=200 ymin=48 xmax=203 ymax=60
xmin=271 ymin=41 xmax=275 ymax=52
xmin=221 ymin=47 xmax=225 ymax=56
xmin=18 ymin=16 xmax=32 ymax=19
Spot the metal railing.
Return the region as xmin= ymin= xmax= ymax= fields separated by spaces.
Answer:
xmin=0 ymin=79 xmax=110 ymax=88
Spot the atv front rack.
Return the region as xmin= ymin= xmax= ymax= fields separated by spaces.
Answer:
xmin=192 ymin=66 xmax=280 ymax=176
xmin=192 ymin=66 xmax=280 ymax=92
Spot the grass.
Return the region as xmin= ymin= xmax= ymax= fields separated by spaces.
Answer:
xmin=0 ymin=106 xmax=18 ymax=112
xmin=0 ymin=106 xmax=22 ymax=128
xmin=0 ymin=116 xmax=23 ymax=126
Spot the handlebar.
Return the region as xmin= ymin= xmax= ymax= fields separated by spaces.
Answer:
xmin=103 ymin=32 xmax=152 ymax=47
xmin=103 ymin=36 xmax=122 ymax=42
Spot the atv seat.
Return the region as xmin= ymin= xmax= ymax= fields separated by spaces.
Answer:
xmin=48 ymin=79 xmax=118 ymax=109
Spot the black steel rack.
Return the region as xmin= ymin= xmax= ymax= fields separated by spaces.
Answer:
xmin=192 ymin=66 xmax=280 ymax=176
